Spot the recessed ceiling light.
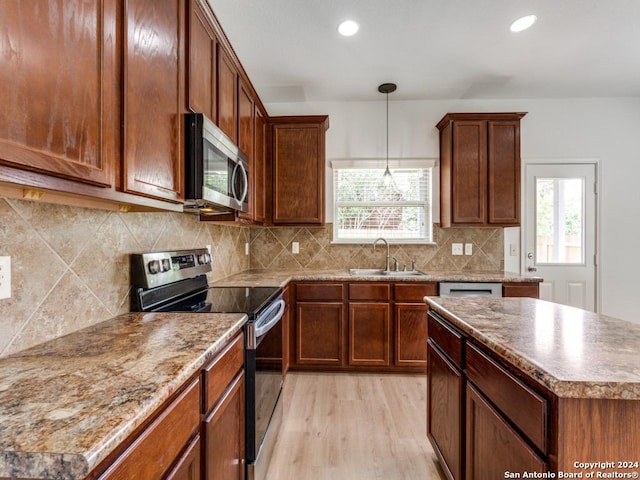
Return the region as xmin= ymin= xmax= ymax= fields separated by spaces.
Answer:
xmin=510 ymin=14 xmax=537 ymax=33
xmin=338 ymin=20 xmax=359 ymax=37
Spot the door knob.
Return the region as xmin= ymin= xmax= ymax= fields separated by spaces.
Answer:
xmin=527 ymin=252 xmax=534 ymax=260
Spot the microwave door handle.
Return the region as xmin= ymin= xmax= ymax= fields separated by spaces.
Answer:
xmin=231 ymin=161 xmax=249 ymax=203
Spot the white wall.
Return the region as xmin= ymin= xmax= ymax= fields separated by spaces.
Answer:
xmin=266 ymin=97 xmax=640 ymax=324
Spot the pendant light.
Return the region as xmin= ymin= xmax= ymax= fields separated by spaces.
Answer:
xmin=378 ymin=82 xmax=397 ymax=186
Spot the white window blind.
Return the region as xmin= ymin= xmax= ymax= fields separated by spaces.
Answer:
xmin=332 ymin=159 xmax=434 ymax=243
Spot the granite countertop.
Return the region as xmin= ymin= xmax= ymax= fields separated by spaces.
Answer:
xmin=0 ymin=312 xmax=247 ymax=480
xmin=424 ymin=296 xmax=640 ymax=400
xmin=211 ymin=268 xmax=542 ymax=287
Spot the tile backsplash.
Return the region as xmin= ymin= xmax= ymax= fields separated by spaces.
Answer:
xmin=0 ymin=199 xmax=503 ymax=358
xmin=250 ymin=224 xmax=503 ymax=272
xmin=0 ymin=199 xmax=249 ymax=358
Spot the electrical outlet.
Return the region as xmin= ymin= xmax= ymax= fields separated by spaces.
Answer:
xmin=292 ymin=242 xmax=299 ymax=254
xmin=245 ymin=242 xmax=249 ymax=256
xmin=465 ymin=243 xmax=473 ymax=255
xmin=0 ymin=256 xmax=11 ymax=300
xmin=451 ymin=243 xmax=463 ymax=256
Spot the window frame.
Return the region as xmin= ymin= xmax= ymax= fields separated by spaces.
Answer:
xmin=331 ymin=158 xmax=435 ymax=245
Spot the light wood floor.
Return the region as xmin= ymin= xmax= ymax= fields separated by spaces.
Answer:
xmin=265 ymin=372 xmax=446 ymax=480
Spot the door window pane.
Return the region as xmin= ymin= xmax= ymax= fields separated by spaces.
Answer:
xmin=535 ymin=177 xmax=584 ymax=264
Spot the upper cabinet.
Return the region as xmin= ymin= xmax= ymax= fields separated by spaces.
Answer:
xmin=0 ymin=0 xmax=119 ymax=187
xmin=270 ymin=116 xmax=329 ymax=225
xmin=253 ymin=107 xmax=267 ymax=224
xmin=437 ymin=113 xmax=526 ymax=228
xmin=187 ymin=0 xmax=217 ymax=121
xmin=216 ymin=47 xmax=238 ymax=144
xmin=121 ymin=0 xmax=185 ymax=203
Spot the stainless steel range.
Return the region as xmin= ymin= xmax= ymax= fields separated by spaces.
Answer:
xmin=131 ymin=248 xmax=285 ymax=480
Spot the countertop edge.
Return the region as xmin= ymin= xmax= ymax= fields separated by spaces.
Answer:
xmin=0 ymin=313 xmax=248 ymax=480
xmin=424 ymin=297 xmax=640 ymax=400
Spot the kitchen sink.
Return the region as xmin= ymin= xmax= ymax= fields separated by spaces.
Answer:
xmin=349 ymin=268 xmax=426 ymax=277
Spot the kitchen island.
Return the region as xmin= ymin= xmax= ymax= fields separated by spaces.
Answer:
xmin=0 ymin=312 xmax=247 ymax=480
xmin=424 ymin=296 xmax=640 ymax=480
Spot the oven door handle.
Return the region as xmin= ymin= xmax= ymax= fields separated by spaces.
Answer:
xmin=254 ymin=299 xmax=286 ymax=338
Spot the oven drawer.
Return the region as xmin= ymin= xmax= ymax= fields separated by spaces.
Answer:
xmin=202 ymin=332 xmax=244 ymax=414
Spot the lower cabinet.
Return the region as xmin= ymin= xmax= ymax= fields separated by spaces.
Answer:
xmin=427 ymin=342 xmax=463 ymax=480
xmin=296 ymin=302 xmax=345 ymax=366
xmin=96 ymin=378 xmax=201 ymax=480
xmin=427 ymin=310 xmax=550 ymax=480
xmin=349 ymin=302 xmax=390 ymax=366
xmin=165 ymin=435 xmax=201 ymax=480
xmin=92 ymin=332 xmax=245 ymax=480
xmin=203 ymin=372 xmax=245 ymax=480
xmin=465 ymin=384 xmax=546 ymax=479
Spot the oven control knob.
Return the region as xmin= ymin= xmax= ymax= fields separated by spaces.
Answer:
xmin=148 ymin=260 xmax=161 ymax=274
xmin=197 ymin=253 xmax=211 ymax=265
xmin=204 ymin=252 xmax=211 ymax=264
xmin=161 ymin=258 xmax=171 ymax=272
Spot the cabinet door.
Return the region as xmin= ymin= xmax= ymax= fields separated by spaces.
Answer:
xmin=216 ymin=46 xmax=237 ymax=143
xmin=164 ymin=434 xmax=201 ymax=480
xmin=394 ymin=303 xmax=428 ymax=368
xmin=296 ymin=302 xmax=344 ymax=366
xmin=253 ymin=108 xmax=266 ymax=224
xmin=451 ymin=120 xmax=487 ymax=225
xmin=122 ymin=0 xmax=184 ymax=202
xmin=488 ymin=120 xmax=520 ymax=225
xmin=237 ymin=82 xmax=255 ymax=222
xmin=0 ymin=0 xmax=117 ymax=187
xmin=427 ymin=341 xmax=463 ymax=480
xmin=349 ymin=303 xmax=390 ymax=366
xmin=204 ymin=372 xmax=245 ymax=480
xmin=188 ymin=0 xmax=216 ymax=120
xmin=466 ymin=384 xmax=547 ymax=479
xmin=271 ymin=118 xmax=328 ymax=225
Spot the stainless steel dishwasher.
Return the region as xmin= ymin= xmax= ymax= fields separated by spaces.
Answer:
xmin=439 ymin=282 xmax=502 ymax=297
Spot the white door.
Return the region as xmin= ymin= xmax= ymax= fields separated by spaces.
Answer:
xmin=524 ymin=163 xmax=598 ymax=311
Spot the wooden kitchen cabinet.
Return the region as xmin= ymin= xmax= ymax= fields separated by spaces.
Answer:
xmin=427 ymin=313 xmax=465 ymax=480
xmin=348 ymin=284 xmax=391 ymax=367
xmin=203 ymin=372 xmax=245 ymax=480
xmin=503 ymin=282 xmax=540 ymax=298
xmin=270 ymin=116 xmax=329 ymax=225
xmin=217 ymin=46 xmax=238 ymax=143
xmin=121 ymin=0 xmax=185 ymax=203
xmin=465 ymin=384 xmax=547 ymax=479
xmin=253 ymin=107 xmax=267 ymax=224
xmin=437 ymin=113 xmax=526 ymax=227
xmin=96 ymin=378 xmax=201 ymax=480
xmin=394 ymin=283 xmax=437 ymax=369
xmin=294 ymin=283 xmax=345 ymax=367
xmin=188 ymin=0 xmax=217 ymax=121
xmin=0 ymin=0 xmax=118 ymax=187
xmin=164 ymin=435 xmax=201 ymax=480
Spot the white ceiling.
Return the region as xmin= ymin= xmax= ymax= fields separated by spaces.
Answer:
xmin=207 ymin=0 xmax=640 ymax=104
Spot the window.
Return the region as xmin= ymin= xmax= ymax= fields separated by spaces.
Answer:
xmin=332 ymin=159 xmax=434 ymax=243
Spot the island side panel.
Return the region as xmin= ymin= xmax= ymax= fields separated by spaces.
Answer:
xmin=556 ymin=397 xmax=640 ymax=472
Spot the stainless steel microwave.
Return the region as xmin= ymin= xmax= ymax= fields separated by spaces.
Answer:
xmin=184 ymin=113 xmax=249 ymax=215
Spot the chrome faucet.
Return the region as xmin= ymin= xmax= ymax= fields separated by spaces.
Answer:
xmin=373 ymin=237 xmax=390 ymax=272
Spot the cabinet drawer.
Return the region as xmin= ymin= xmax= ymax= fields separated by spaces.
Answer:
xmin=427 ymin=312 xmax=463 ymax=368
xmin=394 ymin=283 xmax=438 ymax=302
xmin=98 ymin=378 xmax=200 ymax=480
xmin=502 ymin=282 xmax=539 ymax=298
xmin=466 ymin=342 xmax=548 ymax=453
xmin=203 ymin=332 xmax=244 ymax=414
xmin=349 ymin=283 xmax=390 ymax=301
xmin=296 ymin=283 xmax=344 ymax=301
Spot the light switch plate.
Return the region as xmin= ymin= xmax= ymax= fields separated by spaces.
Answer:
xmin=452 ymin=243 xmax=463 ymax=256
xmin=465 ymin=243 xmax=473 ymax=255
xmin=245 ymin=242 xmax=249 ymax=256
xmin=292 ymin=242 xmax=299 ymax=254
xmin=0 ymin=256 xmax=11 ymax=300
xmin=510 ymin=244 xmax=518 ymax=257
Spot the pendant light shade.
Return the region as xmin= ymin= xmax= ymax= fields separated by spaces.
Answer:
xmin=378 ymin=83 xmax=397 ymax=186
